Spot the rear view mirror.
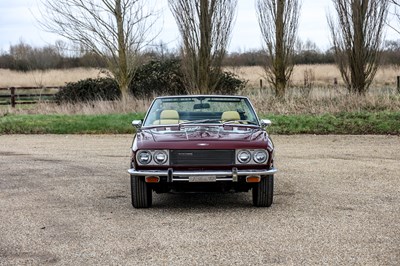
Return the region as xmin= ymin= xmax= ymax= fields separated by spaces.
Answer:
xmin=193 ymin=103 xmax=210 ymax=109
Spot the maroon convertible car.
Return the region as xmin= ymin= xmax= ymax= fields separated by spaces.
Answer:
xmin=128 ymin=95 xmax=277 ymax=208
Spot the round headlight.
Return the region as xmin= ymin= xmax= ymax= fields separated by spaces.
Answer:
xmin=253 ymin=150 xmax=268 ymax=164
xmin=154 ymin=150 xmax=168 ymax=164
xmin=237 ymin=150 xmax=251 ymax=164
xmin=137 ymin=150 xmax=152 ymax=165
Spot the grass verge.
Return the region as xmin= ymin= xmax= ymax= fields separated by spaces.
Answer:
xmin=0 ymin=112 xmax=399 ymax=135
xmin=0 ymin=113 xmax=144 ymax=134
xmin=266 ymin=112 xmax=400 ymax=135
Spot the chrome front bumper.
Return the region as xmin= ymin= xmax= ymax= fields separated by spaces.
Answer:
xmin=128 ymin=168 xmax=277 ymax=182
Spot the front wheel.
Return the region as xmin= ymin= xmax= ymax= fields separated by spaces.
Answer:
xmin=131 ymin=176 xmax=152 ymax=208
xmin=252 ymin=175 xmax=274 ymax=207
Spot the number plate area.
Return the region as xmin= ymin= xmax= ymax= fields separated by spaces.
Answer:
xmin=188 ymin=175 xmax=217 ymax=182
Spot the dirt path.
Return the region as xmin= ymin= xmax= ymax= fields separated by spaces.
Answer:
xmin=0 ymin=135 xmax=399 ymax=265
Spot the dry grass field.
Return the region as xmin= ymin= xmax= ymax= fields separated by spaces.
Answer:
xmin=0 ymin=64 xmax=399 ymax=115
xmin=0 ymin=68 xmax=109 ymax=88
xmin=1 ymin=64 xmax=399 ymax=89
xmin=227 ymin=64 xmax=400 ymax=91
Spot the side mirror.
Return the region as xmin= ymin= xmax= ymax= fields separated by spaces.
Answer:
xmin=132 ymin=120 xmax=142 ymax=128
xmin=260 ymin=119 xmax=272 ymax=127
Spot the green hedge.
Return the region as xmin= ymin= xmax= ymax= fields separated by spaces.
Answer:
xmin=55 ymin=78 xmax=120 ymax=103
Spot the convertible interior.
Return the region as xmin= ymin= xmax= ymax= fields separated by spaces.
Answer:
xmin=152 ymin=109 xmax=245 ymax=125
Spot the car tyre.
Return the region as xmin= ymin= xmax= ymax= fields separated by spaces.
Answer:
xmin=131 ymin=175 xmax=152 ymax=208
xmin=252 ymin=175 xmax=273 ymax=207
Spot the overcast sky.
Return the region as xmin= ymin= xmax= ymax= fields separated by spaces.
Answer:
xmin=0 ymin=0 xmax=398 ymax=53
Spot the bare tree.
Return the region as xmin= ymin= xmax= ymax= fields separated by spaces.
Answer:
xmin=169 ymin=0 xmax=237 ymax=94
xmin=390 ymin=1 xmax=400 ymax=34
xmin=256 ymin=0 xmax=301 ymax=98
xmin=328 ymin=0 xmax=389 ymax=95
xmin=39 ymin=0 xmax=157 ymax=99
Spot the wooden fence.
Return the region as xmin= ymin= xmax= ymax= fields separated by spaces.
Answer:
xmin=398 ymin=76 xmax=400 ymax=93
xmin=0 ymin=86 xmax=64 ymax=108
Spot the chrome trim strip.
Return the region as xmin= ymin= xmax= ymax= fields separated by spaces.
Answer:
xmin=172 ymin=177 xmax=234 ymax=182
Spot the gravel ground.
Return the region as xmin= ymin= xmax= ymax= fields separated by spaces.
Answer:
xmin=0 ymin=134 xmax=399 ymax=265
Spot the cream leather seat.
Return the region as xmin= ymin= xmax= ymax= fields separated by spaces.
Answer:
xmin=153 ymin=110 xmax=180 ymax=125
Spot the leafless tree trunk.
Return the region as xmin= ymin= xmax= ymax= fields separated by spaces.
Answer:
xmin=328 ymin=0 xmax=389 ymax=95
xmin=169 ymin=0 xmax=237 ymax=94
xmin=256 ymin=0 xmax=301 ymax=98
xmin=39 ymin=0 xmax=157 ymax=99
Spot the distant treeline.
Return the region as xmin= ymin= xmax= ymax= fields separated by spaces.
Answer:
xmin=1 ymin=40 xmax=400 ymax=71
xmin=0 ymin=42 xmax=108 ymax=71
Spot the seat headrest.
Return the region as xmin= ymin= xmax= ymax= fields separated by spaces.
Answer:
xmin=221 ymin=111 xmax=240 ymax=121
xmin=160 ymin=110 xmax=179 ymax=120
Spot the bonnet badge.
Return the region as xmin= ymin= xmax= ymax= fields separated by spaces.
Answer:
xmin=197 ymin=143 xmax=209 ymax=147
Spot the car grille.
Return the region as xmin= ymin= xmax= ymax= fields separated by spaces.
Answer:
xmin=170 ymin=150 xmax=235 ymax=166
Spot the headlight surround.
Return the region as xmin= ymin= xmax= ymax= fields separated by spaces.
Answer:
xmin=137 ymin=150 xmax=152 ymax=165
xmin=136 ymin=150 xmax=169 ymax=165
xmin=253 ymin=150 xmax=268 ymax=164
xmin=237 ymin=150 xmax=251 ymax=164
xmin=154 ymin=150 xmax=168 ymax=165
xmin=236 ymin=149 xmax=269 ymax=164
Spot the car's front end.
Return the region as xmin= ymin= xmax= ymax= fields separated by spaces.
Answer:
xmin=128 ymin=95 xmax=277 ymax=208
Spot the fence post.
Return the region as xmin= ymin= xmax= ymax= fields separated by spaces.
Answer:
xmin=397 ymin=76 xmax=400 ymax=93
xmin=260 ymin=79 xmax=263 ymax=89
xmin=10 ymin=87 xmax=16 ymax=108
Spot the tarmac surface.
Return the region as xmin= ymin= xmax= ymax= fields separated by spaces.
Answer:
xmin=0 ymin=134 xmax=399 ymax=265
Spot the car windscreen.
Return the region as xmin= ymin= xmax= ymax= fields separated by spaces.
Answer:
xmin=143 ymin=96 xmax=258 ymax=126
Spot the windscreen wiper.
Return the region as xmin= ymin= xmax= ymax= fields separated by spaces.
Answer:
xmin=178 ymin=119 xmax=222 ymax=129
xmin=222 ymin=120 xmax=258 ymax=126
xmin=179 ymin=119 xmax=221 ymax=125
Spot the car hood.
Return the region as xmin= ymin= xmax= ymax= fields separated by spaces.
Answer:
xmin=134 ymin=126 xmax=271 ymax=150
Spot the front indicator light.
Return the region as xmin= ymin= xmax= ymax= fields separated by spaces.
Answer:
xmin=145 ymin=176 xmax=160 ymax=183
xmin=246 ymin=176 xmax=261 ymax=183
